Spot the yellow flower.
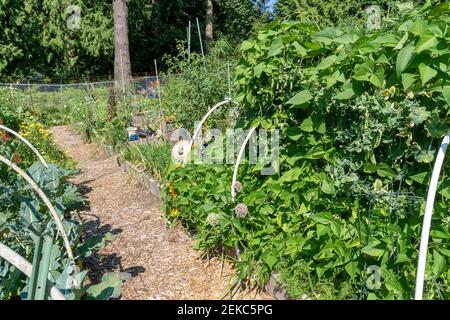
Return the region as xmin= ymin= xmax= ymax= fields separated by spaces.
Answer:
xmin=169 ymin=208 xmax=179 ymax=218
xmin=169 ymin=185 xmax=177 ymax=199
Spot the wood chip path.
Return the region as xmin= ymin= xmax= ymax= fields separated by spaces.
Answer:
xmin=51 ymin=125 xmax=270 ymax=300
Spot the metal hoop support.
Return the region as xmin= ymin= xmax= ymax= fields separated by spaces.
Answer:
xmin=415 ymin=131 xmax=450 ymax=300
xmin=0 ymin=124 xmax=49 ymax=168
xmin=183 ymin=99 xmax=239 ymax=164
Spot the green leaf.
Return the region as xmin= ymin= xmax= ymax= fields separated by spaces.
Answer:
xmin=410 ymin=107 xmax=430 ymax=125
xmin=321 ymin=179 xmax=335 ymax=195
xmin=317 ymin=55 xmax=337 ymax=71
xmin=418 ymin=63 xmax=438 ymax=85
xmin=385 ymin=277 xmax=403 ymax=295
xmin=409 ymin=172 xmax=430 ymax=185
xmin=415 ymin=35 xmax=438 ymax=53
xmin=263 ymin=253 xmax=278 ymax=270
xmin=433 ymin=250 xmax=447 ymax=277
xmin=441 ymin=86 xmax=450 ymax=106
xmin=415 ymin=150 xmax=434 ymax=163
xmin=267 ymin=38 xmax=284 ymax=58
xmin=311 ymin=27 xmax=343 ymax=44
xmin=300 ymin=117 xmax=314 ymax=132
xmin=377 ymin=163 xmax=396 ymax=178
xmin=286 ymin=90 xmax=313 ymax=108
xmin=396 ymin=44 xmax=415 ymax=76
xmin=279 ymin=167 xmax=303 ymax=183
xmin=361 ymin=246 xmax=385 ymax=257
xmin=374 ymin=34 xmax=400 ymax=47
xmin=86 ymin=273 xmax=123 ymax=300
xmin=401 ymin=73 xmax=417 ymax=90
xmin=345 ymin=261 xmax=359 ymax=278
xmin=241 ymin=40 xmax=254 ymax=51
xmin=425 ymin=118 xmax=448 ymax=138
xmin=369 ymin=68 xmax=385 ymax=88
xmin=286 ymin=127 xmax=302 ymax=141
xmin=334 ymin=86 xmax=355 ymax=100
xmin=353 ymin=62 xmax=374 ymax=82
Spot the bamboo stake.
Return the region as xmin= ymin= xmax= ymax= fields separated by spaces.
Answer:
xmin=196 ymin=17 xmax=205 ymax=61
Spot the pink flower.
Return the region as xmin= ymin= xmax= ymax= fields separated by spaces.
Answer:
xmin=233 ymin=181 xmax=243 ymax=193
xmin=235 ymin=203 xmax=248 ymax=218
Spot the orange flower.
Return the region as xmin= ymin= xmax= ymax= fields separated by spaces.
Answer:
xmin=12 ymin=152 xmax=22 ymax=165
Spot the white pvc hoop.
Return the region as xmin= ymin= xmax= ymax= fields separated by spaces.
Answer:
xmin=231 ymin=127 xmax=257 ymax=201
xmin=183 ymin=99 xmax=239 ymax=164
xmin=0 ymin=155 xmax=74 ymax=261
xmin=230 ymin=127 xmax=257 ymax=260
xmin=415 ymin=131 xmax=450 ymax=300
xmin=0 ymin=242 xmax=66 ymax=300
xmin=0 ymin=124 xmax=49 ymax=168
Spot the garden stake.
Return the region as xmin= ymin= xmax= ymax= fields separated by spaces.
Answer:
xmin=196 ymin=17 xmax=205 ymax=61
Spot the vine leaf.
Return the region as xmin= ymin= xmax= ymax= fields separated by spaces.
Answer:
xmin=396 ymin=44 xmax=415 ymax=76
xmin=286 ymin=90 xmax=313 ymax=108
xmin=418 ymin=63 xmax=438 ymax=85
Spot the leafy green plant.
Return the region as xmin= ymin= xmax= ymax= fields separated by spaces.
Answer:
xmin=163 ymin=2 xmax=450 ymax=300
xmin=161 ymin=38 xmax=241 ymax=130
xmin=0 ymin=161 xmax=124 ymax=300
xmin=121 ymin=142 xmax=172 ymax=180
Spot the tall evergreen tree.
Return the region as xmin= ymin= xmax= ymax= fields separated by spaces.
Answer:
xmin=113 ymin=0 xmax=132 ymax=92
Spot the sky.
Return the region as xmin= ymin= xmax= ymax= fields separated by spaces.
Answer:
xmin=267 ymin=0 xmax=277 ymax=11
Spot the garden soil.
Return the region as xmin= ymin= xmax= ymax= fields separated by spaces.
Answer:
xmin=51 ymin=125 xmax=270 ymax=300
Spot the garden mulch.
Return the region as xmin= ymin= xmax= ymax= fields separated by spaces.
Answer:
xmin=51 ymin=125 xmax=270 ymax=300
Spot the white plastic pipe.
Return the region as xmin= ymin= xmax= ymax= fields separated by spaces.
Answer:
xmin=0 ymin=242 xmax=66 ymax=300
xmin=231 ymin=127 xmax=256 ymax=201
xmin=184 ymin=99 xmax=238 ymax=163
xmin=0 ymin=155 xmax=74 ymax=261
xmin=0 ymin=124 xmax=48 ymax=168
xmin=415 ymin=131 xmax=450 ymax=300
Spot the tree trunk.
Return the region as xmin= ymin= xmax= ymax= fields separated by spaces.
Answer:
xmin=113 ymin=0 xmax=132 ymax=94
xmin=205 ymin=0 xmax=214 ymax=46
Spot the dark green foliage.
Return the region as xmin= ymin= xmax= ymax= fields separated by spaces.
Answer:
xmin=163 ymin=2 xmax=450 ymax=299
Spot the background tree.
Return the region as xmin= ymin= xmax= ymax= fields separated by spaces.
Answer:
xmin=0 ymin=0 xmax=270 ymax=80
xmin=0 ymin=0 xmax=113 ymax=81
xmin=273 ymin=0 xmax=394 ymax=29
xmin=113 ymin=0 xmax=132 ymax=92
xmin=206 ymin=0 xmax=214 ymax=46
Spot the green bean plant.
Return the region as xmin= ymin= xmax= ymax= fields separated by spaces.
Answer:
xmin=163 ymin=2 xmax=450 ymax=299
